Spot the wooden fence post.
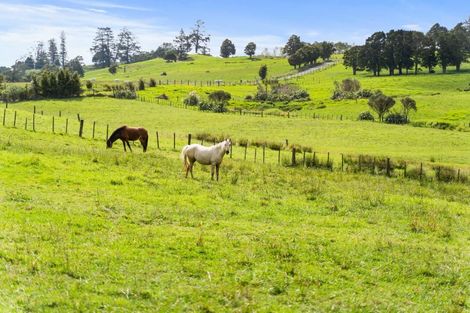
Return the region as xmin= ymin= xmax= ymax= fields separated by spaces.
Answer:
xmin=188 ymin=133 xmax=192 ymax=145
xmin=106 ymin=124 xmax=109 ymax=140
xmin=327 ymin=152 xmax=330 ymax=169
xmin=359 ymin=155 xmax=362 ymax=171
xmin=404 ymin=162 xmax=407 ymax=178
xmin=92 ymin=121 xmax=96 ymax=139
xmin=79 ymin=120 xmax=84 ymax=137
xmin=25 ymin=117 xmax=27 ymax=130
xmin=457 ymin=169 xmax=460 ymax=182
xmin=32 ymin=114 xmax=35 ymax=132
xmin=419 ymin=163 xmax=423 ymax=181
xmin=341 ymin=153 xmax=344 ymax=171
xmin=59 ymin=110 xmax=61 ymax=117
xmin=13 ymin=111 xmax=17 ymax=127
xmin=262 ymin=145 xmax=266 ymax=164
xmin=173 ymin=132 xmax=176 ymax=150
xmin=230 ymin=145 xmax=233 ymax=159
xmin=291 ymin=147 xmax=296 ymax=166
xmin=52 ymin=116 xmax=55 ymax=133
xmin=244 ymin=145 xmax=247 ymax=160
xmin=254 ymin=147 xmax=257 ymax=163
xmin=278 ymin=149 xmax=281 ymax=164
xmin=386 ymin=158 xmax=391 ymax=177
xmin=2 ymin=108 xmax=5 ymax=126
xmin=33 ymin=106 xmax=36 ymax=114
xmin=436 ymin=166 xmax=440 ymax=181
xmin=156 ymin=131 xmax=160 ymax=149
xmin=65 ymin=118 xmax=68 ymax=134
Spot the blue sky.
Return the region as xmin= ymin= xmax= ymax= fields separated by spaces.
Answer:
xmin=0 ymin=0 xmax=468 ymax=66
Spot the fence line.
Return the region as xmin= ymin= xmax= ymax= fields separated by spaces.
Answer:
xmin=1 ymin=107 xmax=468 ymax=185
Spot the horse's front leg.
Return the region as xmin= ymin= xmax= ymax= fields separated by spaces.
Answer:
xmin=122 ymin=140 xmax=127 ymax=152
xmin=127 ymin=141 xmax=133 ymax=152
xmin=211 ymin=164 xmax=215 ymax=180
xmin=216 ymin=164 xmax=220 ymax=181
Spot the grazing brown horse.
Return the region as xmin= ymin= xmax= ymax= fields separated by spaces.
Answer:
xmin=106 ymin=126 xmax=148 ymax=152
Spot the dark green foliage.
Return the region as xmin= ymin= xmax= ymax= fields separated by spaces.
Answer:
xmin=384 ymin=112 xmax=408 ymax=124
xmin=31 ymin=68 xmax=81 ymax=98
xmin=111 ymin=84 xmax=136 ymax=99
xmin=0 ymin=85 xmax=33 ymax=102
xmin=368 ymin=91 xmax=395 ymax=121
xmin=220 ymin=39 xmax=236 ymax=58
xmin=108 ymin=64 xmax=118 ymax=75
xmin=401 ymin=96 xmax=417 ymax=120
xmin=163 ymin=50 xmax=177 ymax=63
xmin=85 ymin=80 xmax=93 ymax=90
xmin=244 ymin=42 xmax=257 ymax=59
xmin=154 ymin=43 xmax=176 ymax=58
xmin=183 ymin=91 xmax=200 ymax=106
xmin=343 ymin=46 xmax=364 ymax=75
xmin=357 ymin=111 xmax=375 ymax=121
xmin=116 ymin=28 xmax=140 ymax=64
xmin=319 ymin=41 xmax=335 ymax=60
xmin=91 ymin=27 xmax=115 ymax=68
xmin=149 ymin=78 xmax=157 ymax=87
xmin=255 ymin=82 xmax=309 ymax=102
xmin=259 ymin=65 xmax=268 ymax=81
xmin=208 ymin=90 xmax=231 ymax=103
xmin=283 ymin=35 xmax=304 ymax=56
xmin=66 ymin=56 xmax=85 ymax=77
xmin=138 ymin=78 xmax=145 ymax=90
xmin=173 ymin=29 xmax=191 ymax=61
xmin=190 ymin=20 xmax=210 ymax=54
xmin=331 ymin=78 xmax=361 ymax=100
xmin=434 ymin=166 xmax=467 ymax=183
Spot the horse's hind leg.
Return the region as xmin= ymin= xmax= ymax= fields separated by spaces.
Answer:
xmin=216 ymin=164 xmax=220 ymax=181
xmin=190 ymin=161 xmax=195 ymax=178
xmin=211 ymin=164 xmax=215 ymax=180
xmin=126 ymin=141 xmax=133 ymax=152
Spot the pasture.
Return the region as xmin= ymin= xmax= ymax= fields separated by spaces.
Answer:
xmin=0 ymin=126 xmax=468 ymax=312
xmin=8 ymin=97 xmax=470 ymax=167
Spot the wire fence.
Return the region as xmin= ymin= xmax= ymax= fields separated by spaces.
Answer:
xmin=2 ymin=106 xmax=469 ymax=185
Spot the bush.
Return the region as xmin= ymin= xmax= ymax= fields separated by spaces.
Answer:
xmin=138 ymin=79 xmax=145 ymax=91
xmin=208 ymin=90 xmax=231 ymax=103
xmin=149 ymin=78 xmax=157 ymax=87
xmin=125 ymin=81 xmax=135 ymax=92
xmin=357 ymin=111 xmax=375 ymax=121
xmin=0 ymin=85 xmax=33 ymax=102
xmin=114 ymin=89 xmax=136 ymax=99
xmin=85 ymin=80 xmax=93 ymax=91
xmin=31 ymin=68 xmax=81 ymax=98
xmin=183 ymin=91 xmax=200 ymax=106
xmin=245 ymin=95 xmax=254 ymax=101
xmin=357 ymin=89 xmax=373 ymax=98
xmin=198 ymin=101 xmax=228 ymax=113
xmin=257 ymin=82 xmax=310 ymax=102
xmin=384 ymin=112 xmax=408 ymax=124
xmin=156 ymin=93 xmax=169 ymax=100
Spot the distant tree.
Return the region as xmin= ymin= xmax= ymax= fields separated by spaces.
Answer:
xmin=363 ymin=32 xmax=386 ymax=76
xmin=319 ymin=41 xmax=335 ymax=60
xmin=400 ymin=96 xmax=417 ymax=120
xmin=288 ymin=53 xmax=302 ymax=69
xmin=368 ymin=91 xmax=395 ymax=121
xmin=282 ymin=35 xmax=304 ymax=56
xmin=67 ymin=56 xmax=85 ymax=77
xmin=31 ymin=68 xmax=81 ymax=98
xmin=450 ymin=23 xmax=469 ymax=71
xmin=419 ymin=35 xmax=437 ymax=73
xmin=244 ymin=42 xmax=257 ymax=59
xmin=259 ymin=64 xmax=267 ymax=81
xmin=59 ymin=31 xmax=67 ymax=67
xmin=154 ymin=43 xmax=176 ymax=58
xmin=163 ymin=50 xmax=177 ymax=62
xmin=24 ymin=55 xmax=35 ymax=70
xmin=302 ymin=44 xmax=321 ymax=65
xmin=200 ymin=46 xmax=211 ymax=55
xmin=208 ymin=90 xmax=231 ymax=103
xmin=108 ymin=63 xmax=118 ymax=75
xmin=35 ymin=41 xmax=49 ymax=69
xmin=343 ymin=46 xmax=363 ymax=75
xmin=428 ymin=23 xmax=452 ymax=73
xmin=220 ymin=39 xmax=236 ymax=58
xmin=48 ymin=39 xmax=60 ymax=67
xmin=173 ymin=29 xmax=191 ymax=60
xmin=90 ymin=27 xmax=115 ymax=68
xmin=334 ymin=42 xmax=351 ymax=53
xmin=116 ymin=28 xmax=140 ymax=64
xmin=410 ymin=31 xmax=425 ymax=75
xmin=189 ymin=20 xmax=210 ymax=54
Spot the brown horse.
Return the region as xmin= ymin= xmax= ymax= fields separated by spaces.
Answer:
xmin=106 ymin=126 xmax=148 ymax=152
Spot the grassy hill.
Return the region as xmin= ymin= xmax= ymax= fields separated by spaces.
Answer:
xmin=0 ymin=126 xmax=468 ymax=312
xmin=8 ymin=97 xmax=470 ymax=167
xmin=84 ymin=54 xmax=295 ymax=83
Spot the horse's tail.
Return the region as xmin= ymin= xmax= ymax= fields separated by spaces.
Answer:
xmin=180 ymin=145 xmax=189 ymax=169
xmin=142 ymin=133 xmax=148 ymax=152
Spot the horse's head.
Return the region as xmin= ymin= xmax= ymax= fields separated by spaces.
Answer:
xmin=223 ymin=139 xmax=232 ymax=155
xmin=106 ymin=139 xmax=113 ymax=148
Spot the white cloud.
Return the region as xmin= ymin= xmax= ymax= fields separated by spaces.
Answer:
xmin=65 ymin=0 xmax=149 ymax=11
xmin=0 ymin=3 xmax=173 ymax=65
xmin=402 ymin=24 xmax=421 ymax=31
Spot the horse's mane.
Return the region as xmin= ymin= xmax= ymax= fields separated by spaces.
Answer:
xmin=109 ymin=125 xmax=127 ymax=141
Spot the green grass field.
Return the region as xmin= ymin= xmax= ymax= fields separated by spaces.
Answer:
xmin=0 ymin=126 xmax=468 ymax=312
xmin=8 ymin=97 xmax=470 ymax=167
xmin=84 ymin=54 xmax=295 ymax=83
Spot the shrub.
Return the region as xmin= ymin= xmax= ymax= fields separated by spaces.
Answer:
xmin=245 ymin=95 xmax=254 ymax=101
xmin=149 ymin=78 xmax=157 ymax=87
xmin=357 ymin=89 xmax=373 ymax=98
xmin=108 ymin=64 xmax=118 ymax=75
xmin=184 ymin=91 xmax=200 ymax=106
xmin=114 ymin=89 xmax=136 ymax=99
xmin=138 ymin=79 xmax=145 ymax=91
xmin=31 ymin=68 xmax=81 ymax=98
xmin=357 ymin=111 xmax=375 ymax=121
xmin=238 ymin=138 xmax=249 ymax=147
xmin=331 ymin=78 xmax=361 ymax=100
xmin=433 ymin=166 xmax=466 ymax=183
xmin=0 ymin=85 xmax=33 ymax=102
xmin=85 ymin=80 xmax=93 ymax=91
xmin=161 ymin=72 xmax=167 ymax=76
xmin=384 ymin=112 xmax=408 ymax=124
xmin=156 ymin=93 xmax=169 ymax=100
xmin=368 ymin=91 xmax=395 ymax=121
xmin=125 ymin=81 xmax=135 ymax=92
xmin=208 ymin=90 xmax=231 ymax=103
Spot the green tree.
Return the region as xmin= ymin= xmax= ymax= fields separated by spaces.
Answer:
xmin=190 ymin=20 xmax=210 ymax=54
xmin=67 ymin=56 xmax=85 ymax=77
xmin=288 ymin=53 xmax=302 ymax=69
xmin=450 ymin=23 xmax=469 ymax=71
xmin=108 ymin=64 xmax=118 ymax=75
xmin=319 ymin=41 xmax=335 ymax=61
xmin=90 ymin=27 xmax=115 ymax=68
xmin=48 ymin=39 xmax=60 ymax=67
xmin=59 ymin=31 xmax=67 ymax=68
xmin=173 ymin=29 xmax=191 ymax=61
xmin=116 ymin=28 xmax=140 ymax=64
xmin=363 ymin=32 xmax=386 ymax=76
xmin=428 ymin=23 xmax=452 ymax=73
xmin=35 ymin=41 xmax=49 ymax=69
xmin=400 ymin=96 xmax=417 ymax=120
xmin=24 ymin=56 xmax=35 ymax=69
xmin=259 ymin=64 xmax=267 ymax=80
xmin=163 ymin=50 xmax=177 ymax=62
xmin=282 ymin=35 xmax=304 ymax=56
xmin=343 ymin=46 xmax=363 ymax=75
xmin=220 ymin=39 xmax=236 ymax=58
xmin=154 ymin=43 xmax=176 ymax=58
xmin=244 ymin=42 xmax=257 ymax=59
xmin=368 ymin=91 xmax=395 ymax=121
xmin=410 ymin=31 xmax=425 ymax=75
xmin=419 ymin=35 xmax=437 ymax=73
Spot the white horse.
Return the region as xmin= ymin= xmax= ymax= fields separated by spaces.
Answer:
xmin=180 ymin=139 xmax=232 ymax=181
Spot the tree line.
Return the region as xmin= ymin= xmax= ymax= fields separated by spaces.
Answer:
xmin=343 ymin=19 xmax=470 ymax=76
xmin=282 ymin=35 xmax=335 ymax=68
xmin=0 ymin=32 xmax=84 ymax=82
